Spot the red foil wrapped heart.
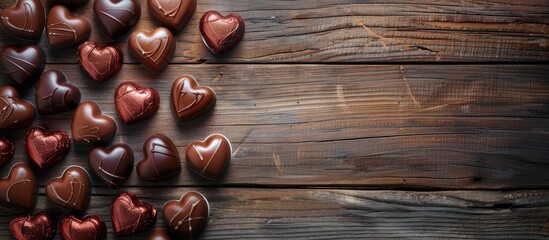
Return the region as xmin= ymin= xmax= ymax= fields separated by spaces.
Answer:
xmin=25 ymin=126 xmax=71 ymax=169
xmin=111 ymin=191 xmax=157 ymax=235
xmin=60 ymin=214 xmax=107 ymax=240
xmin=77 ymin=41 xmax=123 ymax=83
xmin=115 ymin=82 xmax=160 ymax=125
xmin=10 ymin=212 xmax=55 ymax=240
xmin=199 ymin=11 xmax=245 ymax=54
xmin=0 ymin=137 xmax=14 ymax=168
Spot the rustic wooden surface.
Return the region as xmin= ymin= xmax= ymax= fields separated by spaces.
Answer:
xmin=1 ymin=0 xmax=548 ymax=239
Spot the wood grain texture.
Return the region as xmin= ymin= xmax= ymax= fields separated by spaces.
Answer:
xmin=1 ymin=64 xmax=547 ymax=189
xmin=0 ymin=0 xmax=548 ymax=63
xmin=1 ymin=188 xmax=548 ymax=239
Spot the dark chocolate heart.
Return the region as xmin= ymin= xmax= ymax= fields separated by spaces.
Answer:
xmin=0 ymin=85 xmax=36 ymax=130
xmin=35 ymin=69 xmax=81 ymax=115
xmin=60 ymin=214 xmax=107 ymax=240
xmin=0 ymin=163 xmax=37 ymax=210
xmin=128 ymin=27 xmax=175 ymax=72
xmin=111 ymin=191 xmax=157 ymax=235
xmin=185 ymin=133 xmax=231 ymax=180
xmin=25 ymin=125 xmax=71 ymax=169
xmin=199 ymin=11 xmax=245 ymax=55
xmin=0 ymin=0 xmax=45 ymax=41
xmin=171 ymin=75 xmax=216 ymax=122
xmin=0 ymin=45 xmax=45 ymax=88
xmin=46 ymin=5 xmax=91 ymax=49
xmin=10 ymin=212 xmax=55 ymax=240
xmin=94 ymin=0 xmax=141 ymax=39
xmin=77 ymin=41 xmax=123 ymax=83
xmin=115 ymin=81 xmax=160 ymax=125
xmin=148 ymin=229 xmax=171 ymax=240
xmin=137 ymin=134 xmax=181 ymax=181
xmin=0 ymin=137 xmax=15 ymax=168
xmin=88 ymin=143 xmax=134 ymax=188
xmin=71 ymin=101 xmax=117 ymax=145
xmin=45 ymin=166 xmax=91 ymax=212
xmin=147 ymin=0 xmax=196 ymax=31
xmin=163 ymin=191 xmax=210 ymax=238
xmin=49 ymin=0 xmax=89 ymax=6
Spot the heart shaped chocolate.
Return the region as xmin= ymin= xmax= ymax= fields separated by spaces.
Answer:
xmin=186 ymin=133 xmax=231 ymax=180
xmin=137 ymin=134 xmax=181 ymax=181
xmin=46 ymin=5 xmax=91 ymax=49
xmin=71 ymin=101 xmax=117 ymax=145
xmin=111 ymin=191 xmax=157 ymax=235
xmin=45 ymin=166 xmax=91 ymax=212
xmin=0 ymin=163 xmax=37 ymax=210
xmin=25 ymin=126 xmax=71 ymax=169
xmin=10 ymin=212 xmax=55 ymax=240
xmin=49 ymin=0 xmax=89 ymax=6
xmin=163 ymin=191 xmax=210 ymax=238
xmin=171 ymin=75 xmax=216 ymax=122
xmin=0 ymin=0 xmax=45 ymax=41
xmin=199 ymin=11 xmax=245 ymax=55
xmin=77 ymin=41 xmax=123 ymax=83
xmin=94 ymin=0 xmax=141 ymax=39
xmin=115 ymin=81 xmax=160 ymax=125
xmin=129 ymin=27 xmax=175 ymax=72
xmin=35 ymin=69 xmax=81 ymax=115
xmin=0 ymin=85 xmax=36 ymax=130
xmin=147 ymin=0 xmax=196 ymax=31
xmin=0 ymin=45 xmax=45 ymax=88
xmin=60 ymin=214 xmax=107 ymax=240
xmin=0 ymin=137 xmax=15 ymax=168
xmin=148 ymin=229 xmax=171 ymax=240
xmin=88 ymin=143 xmax=134 ymax=188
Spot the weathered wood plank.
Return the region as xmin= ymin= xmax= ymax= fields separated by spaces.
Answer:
xmin=1 ymin=64 xmax=548 ymax=189
xmin=1 ymin=0 xmax=548 ymax=63
xmin=0 ymin=188 xmax=548 ymax=239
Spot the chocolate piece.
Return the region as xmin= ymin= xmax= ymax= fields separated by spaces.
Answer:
xmin=94 ymin=0 xmax=140 ymax=39
xmin=186 ymin=134 xmax=231 ymax=180
xmin=148 ymin=229 xmax=171 ymax=240
xmin=25 ymin=126 xmax=71 ymax=169
xmin=0 ymin=163 xmax=37 ymax=210
xmin=35 ymin=69 xmax=81 ymax=115
xmin=128 ymin=27 xmax=175 ymax=72
xmin=49 ymin=0 xmax=89 ymax=6
xmin=77 ymin=41 xmax=123 ymax=83
xmin=171 ymin=75 xmax=216 ymax=122
xmin=60 ymin=214 xmax=107 ymax=240
xmin=115 ymin=81 xmax=160 ymax=125
xmin=0 ymin=85 xmax=36 ymax=130
xmin=199 ymin=11 xmax=245 ymax=55
xmin=0 ymin=138 xmax=15 ymax=168
xmin=137 ymin=134 xmax=181 ymax=181
xmin=147 ymin=0 xmax=196 ymax=32
xmin=71 ymin=101 xmax=117 ymax=145
xmin=0 ymin=45 xmax=45 ymax=87
xmin=46 ymin=5 xmax=91 ymax=49
xmin=163 ymin=191 xmax=209 ymax=238
xmin=111 ymin=191 xmax=157 ymax=235
xmin=0 ymin=0 xmax=45 ymax=41
xmin=10 ymin=212 xmax=55 ymax=240
xmin=46 ymin=166 xmax=91 ymax=212
xmin=88 ymin=143 xmax=134 ymax=188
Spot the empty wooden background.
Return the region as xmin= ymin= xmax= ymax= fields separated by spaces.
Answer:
xmin=1 ymin=0 xmax=548 ymax=239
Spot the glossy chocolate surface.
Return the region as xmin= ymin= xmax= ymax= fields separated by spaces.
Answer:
xmin=77 ymin=41 xmax=123 ymax=83
xmin=186 ymin=133 xmax=232 ymax=180
xmin=115 ymin=81 xmax=160 ymax=124
xmin=137 ymin=134 xmax=181 ymax=181
xmin=0 ymin=45 xmax=45 ymax=87
xmin=35 ymin=69 xmax=81 ymax=115
xmin=199 ymin=11 xmax=245 ymax=54
xmin=128 ymin=27 xmax=175 ymax=72
xmin=0 ymin=137 xmax=15 ymax=168
xmin=148 ymin=229 xmax=171 ymax=240
xmin=10 ymin=212 xmax=55 ymax=240
xmin=49 ymin=0 xmax=89 ymax=6
xmin=147 ymin=0 xmax=196 ymax=31
xmin=94 ymin=0 xmax=141 ymax=39
xmin=111 ymin=191 xmax=157 ymax=235
xmin=60 ymin=214 xmax=107 ymax=240
xmin=45 ymin=166 xmax=91 ymax=212
xmin=163 ymin=191 xmax=209 ymax=238
xmin=0 ymin=0 xmax=45 ymax=41
xmin=0 ymin=85 xmax=36 ymax=130
xmin=25 ymin=126 xmax=71 ymax=169
xmin=88 ymin=143 xmax=134 ymax=188
xmin=47 ymin=5 xmax=91 ymax=49
xmin=0 ymin=163 xmax=37 ymax=210
xmin=71 ymin=101 xmax=117 ymax=145
xmin=171 ymin=75 xmax=216 ymax=122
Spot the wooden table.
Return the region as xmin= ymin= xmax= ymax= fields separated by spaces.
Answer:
xmin=1 ymin=0 xmax=548 ymax=239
